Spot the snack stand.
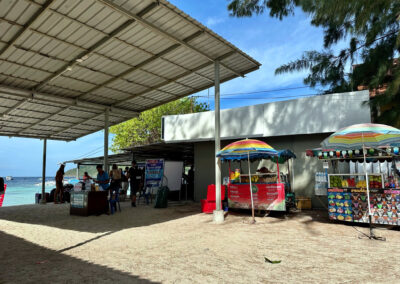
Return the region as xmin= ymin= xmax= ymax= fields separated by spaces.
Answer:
xmin=217 ymin=139 xmax=296 ymax=221
xmin=307 ymin=149 xmax=400 ymax=225
xmin=306 ymin=123 xmax=400 ymax=228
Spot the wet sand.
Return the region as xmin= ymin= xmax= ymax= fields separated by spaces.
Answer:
xmin=1 ymin=202 xmax=399 ymax=283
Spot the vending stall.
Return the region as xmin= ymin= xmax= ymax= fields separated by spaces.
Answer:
xmin=217 ymin=139 xmax=296 ymax=221
xmin=307 ymin=123 xmax=400 ymax=227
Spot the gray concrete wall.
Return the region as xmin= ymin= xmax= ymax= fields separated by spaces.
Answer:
xmin=193 ymin=133 xmax=349 ymax=208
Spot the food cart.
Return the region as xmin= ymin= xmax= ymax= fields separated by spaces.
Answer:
xmin=217 ymin=139 xmax=296 ymax=217
xmin=307 ymin=148 xmax=400 ymax=225
xmin=306 ymin=123 xmax=400 ymax=228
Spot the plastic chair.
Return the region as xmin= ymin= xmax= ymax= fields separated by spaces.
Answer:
xmin=109 ymin=187 xmax=121 ymax=214
xmin=201 ymin=184 xmax=225 ymax=213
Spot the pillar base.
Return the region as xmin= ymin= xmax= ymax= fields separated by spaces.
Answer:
xmin=213 ymin=210 xmax=224 ymax=224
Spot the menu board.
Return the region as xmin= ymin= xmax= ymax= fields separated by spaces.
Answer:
xmin=228 ymin=183 xmax=286 ymax=211
xmin=328 ymin=188 xmax=400 ymax=225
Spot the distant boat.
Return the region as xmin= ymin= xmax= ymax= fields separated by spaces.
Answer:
xmin=6 ymin=176 xmax=13 ymax=181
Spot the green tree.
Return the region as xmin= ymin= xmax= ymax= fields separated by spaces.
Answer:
xmin=110 ymin=97 xmax=209 ymax=152
xmin=228 ymin=0 xmax=400 ymax=126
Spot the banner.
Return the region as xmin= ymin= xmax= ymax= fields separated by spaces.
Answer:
xmin=228 ymin=183 xmax=286 ymax=211
xmin=145 ymin=159 xmax=165 ymax=188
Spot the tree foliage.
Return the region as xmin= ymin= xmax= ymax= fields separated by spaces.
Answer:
xmin=110 ymin=98 xmax=209 ymax=152
xmin=228 ymin=0 xmax=400 ymax=126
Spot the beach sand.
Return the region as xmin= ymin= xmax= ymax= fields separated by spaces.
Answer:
xmin=1 ymin=202 xmax=399 ymax=283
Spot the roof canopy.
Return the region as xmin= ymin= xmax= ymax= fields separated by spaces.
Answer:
xmin=65 ymin=142 xmax=194 ymax=165
xmin=0 ymin=0 xmax=260 ymax=141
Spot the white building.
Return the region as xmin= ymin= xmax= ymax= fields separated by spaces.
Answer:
xmin=162 ymin=90 xmax=371 ymax=207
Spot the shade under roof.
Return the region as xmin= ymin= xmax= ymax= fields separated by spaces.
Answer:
xmin=0 ymin=0 xmax=260 ymax=141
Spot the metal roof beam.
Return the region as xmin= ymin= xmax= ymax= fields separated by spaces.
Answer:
xmin=97 ymin=0 xmax=244 ymax=77
xmin=32 ymin=1 xmax=160 ymax=91
xmin=0 ymin=0 xmax=55 ymax=57
xmin=75 ymin=30 xmax=203 ymax=100
xmin=112 ymin=51 xmax=236 ymax=107
xmin=0 ymin=85 xmax=138 ymax=117
xmin=50 ymin=112 xmax=104 ymax=138
xmin=0 ymin=99 xmax=29 ymax=117
xmin=33 ymin=18 xmax=136 ymax=91
xmin=0 ymin=131 xmax=73 ymax=141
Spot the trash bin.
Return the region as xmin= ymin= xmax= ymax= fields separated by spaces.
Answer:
xmin=154 ymin=186 xmax=169 ymax=208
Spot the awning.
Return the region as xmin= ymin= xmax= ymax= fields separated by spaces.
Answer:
xmin=0 ymin=0 xmax=260 ymax=141
xmin=65 ymin=142 xmax=194 ymax=165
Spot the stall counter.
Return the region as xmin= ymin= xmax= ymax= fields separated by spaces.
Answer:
xmin=228 ymin=182 xmax=286 ymax=211
xmin=70 ymin=191 xmax=108 ymax=216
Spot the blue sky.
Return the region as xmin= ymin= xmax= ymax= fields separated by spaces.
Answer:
xmin=1 ymin=1 xmax=335 ymax=177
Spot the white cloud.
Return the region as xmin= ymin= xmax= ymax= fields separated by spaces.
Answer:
xmin=205 ymin=17 xmax=225 ymax=27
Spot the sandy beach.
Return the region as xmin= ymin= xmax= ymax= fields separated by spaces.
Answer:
xmin=1 ymin=201 xmax=400 ymax=283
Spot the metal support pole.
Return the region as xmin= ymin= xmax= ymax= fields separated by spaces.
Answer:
xmin=40 ymin=138 xmax=47 ymax=204
xmin=213 ymin=60 xmax=224 ymax=223
xmin=76 ymin=164 xmax=80 ymax=179
xmin=104 ymin=108 xmax=109 ymax=171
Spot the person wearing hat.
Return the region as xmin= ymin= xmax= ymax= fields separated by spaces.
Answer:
xmin=54 ymin=163 xmax=65 ymax=204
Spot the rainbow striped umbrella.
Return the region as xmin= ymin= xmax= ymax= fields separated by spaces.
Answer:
xmin=321 ymin=123 xmax=400 ymax=150
xmin=217 ymin=139 xmax=278 ymax=160
xmin=217 ymin=139 xmax=278 ymax=223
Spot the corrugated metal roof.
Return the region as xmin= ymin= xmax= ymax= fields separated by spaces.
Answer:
xmin=0 ymin=0 xmax=260 ymax=141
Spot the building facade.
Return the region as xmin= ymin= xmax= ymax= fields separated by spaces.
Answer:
xmin=162 ymin=91 xmax=371 ymax=207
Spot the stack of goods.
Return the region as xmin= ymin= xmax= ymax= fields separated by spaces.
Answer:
xmin=264 ymin=176 xmax=277 ymax=183
xmin=368 ymin=175 xmax=382 ymax=189
xmin=329 ymin=176 xmax=343 ymax=188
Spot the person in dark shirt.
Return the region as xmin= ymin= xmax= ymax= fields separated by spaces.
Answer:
xmin=128 ymin=160 xmax=141 ymax=207
xmin=54 ymin=164 xmax=65 ymax=204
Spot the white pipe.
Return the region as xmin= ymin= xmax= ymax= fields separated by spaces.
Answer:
xmin=104 ymin=109 xmax=109 ymax=171
xmin=362 ymin=133 xmax=372 ymax=218
xmin=248 ymin=151 xmax=255 ymax=222
xmin=40 ymin=138 xmax=47 ymax=204
xmin=214 ymin=61 xmax=221 ymax=211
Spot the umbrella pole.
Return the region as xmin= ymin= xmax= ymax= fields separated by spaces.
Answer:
xmin=248 ymin=152 xmax=255 ymax=223
xmin=277 ymin=160 xmax=281 ymax=183
xmin=362 ymin=135 xmax=383 ymax=240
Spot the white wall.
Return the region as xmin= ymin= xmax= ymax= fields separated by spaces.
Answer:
xmin=163 ymin=90 xmax=371 ymax=141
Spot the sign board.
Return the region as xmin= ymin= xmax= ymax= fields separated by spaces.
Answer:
xmin=323 ymin=161 xmax=329 ymax=169
xmin=145 ymin=159 xmax=164 ymax=188
xmin=164 ymin=161 xmax=183 ymax=191
xmin=70 ymin=192 xmax=87 ymax=208
xmin=228 ymin=183 xmax=286 ymax=211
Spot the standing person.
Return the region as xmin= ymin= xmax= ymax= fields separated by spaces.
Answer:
xmin=109 ymin=164 xmax=122 ymax=192
xmin=94 ymin=164 xmax=110 ymax=191
xmin=120 ymin=167 xmax=129 ymax=200
xmin=83 ymin=172 xmax=92 ymax=182
xmin=54 ymin=164 xmax=65 ymax=204
xmin=128 ymin=160 xmax=141 ymax=207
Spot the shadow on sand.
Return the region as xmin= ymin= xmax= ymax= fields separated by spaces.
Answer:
xmin=0 ymin=201 xmax=200 ymax=234
xmin=0 ymin=231 xmax=158 ymax=283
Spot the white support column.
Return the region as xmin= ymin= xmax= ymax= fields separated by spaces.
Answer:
xmin=104 ymin=109 xmax=109 ymax=171
xmin=40 ymin=138 xmax=47 ymax=204
xmin=213 ymin=60 xmax=224 ymax=223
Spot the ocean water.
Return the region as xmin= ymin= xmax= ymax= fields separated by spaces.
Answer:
xmin=1 ymin=177 xmax=70 ymax=207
